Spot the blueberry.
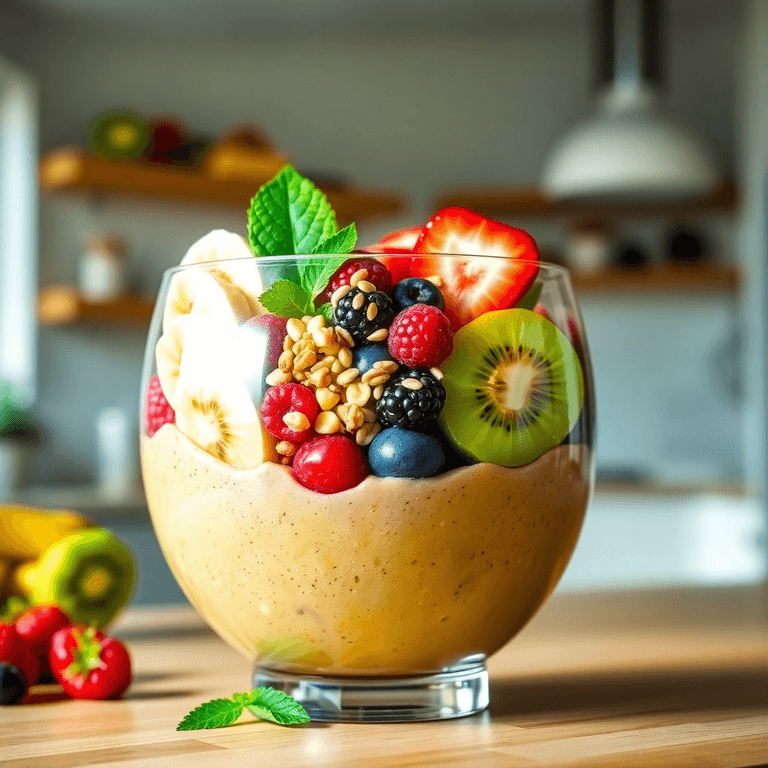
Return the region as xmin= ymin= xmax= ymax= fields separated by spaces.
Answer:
xmin=391 ymin=278 xmax=444 ymax=314
xmin=352 ymin=343 xmax=396 ymax=375
xmin=0 ymin=664 xmax=27 ymax=705
xmin=368 ymin=426 xmax=445 ymax=478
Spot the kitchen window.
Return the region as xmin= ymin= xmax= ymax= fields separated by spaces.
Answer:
xmin=0 ymin=57 xmax=38 ymax=403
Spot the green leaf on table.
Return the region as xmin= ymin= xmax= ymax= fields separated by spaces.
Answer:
xmin=177 ymin=697 xmax=244 ymax=731
xmin=258 ymin=280 xmax=313 ymax=319
xmin=248 ymin=165 xmax=337 ymax=258
xmin=317 ymin=302 xmax=335 ymax=326
xmin=245 ymin=687 xmax=310 ymax=725
xmin=177 ymin=688 xmax=309 ymax=731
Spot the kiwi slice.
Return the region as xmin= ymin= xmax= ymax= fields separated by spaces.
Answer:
xmin=439 ymin=309 xmax=584 ymax=467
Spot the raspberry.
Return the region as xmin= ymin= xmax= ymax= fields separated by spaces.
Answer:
xmin=388 ymin=304 xmax=454 ymax=368
xmin=260 ymin=383 xmax=319 ymax=443
xmin=292 ymin=435 xmax=367 ymax=494
xmin=317 ymin=258 xmax=393 ymax=305
xmin=144 ymin=375 xmax=175 ymax=438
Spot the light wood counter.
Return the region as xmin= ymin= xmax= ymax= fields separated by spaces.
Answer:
xmin=1 ymin=585 xmax=766 ymax=767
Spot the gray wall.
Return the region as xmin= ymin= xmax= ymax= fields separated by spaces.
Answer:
xmin=4 ymin=1 xmax=748 ymax=484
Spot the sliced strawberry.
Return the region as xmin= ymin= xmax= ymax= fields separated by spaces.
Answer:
xmin=410 ymin=208 xmax=539 ymax=329
xmin=359 ymin=226 xmax=424 ymax=283
xmin=364 ymin=226 xmax=423 ymax=252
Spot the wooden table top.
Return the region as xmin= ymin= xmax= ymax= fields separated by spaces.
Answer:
xmin=2 ymin=585 xmax=767 ymax=768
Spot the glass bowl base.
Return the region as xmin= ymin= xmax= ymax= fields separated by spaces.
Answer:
xmin=252 ymin=658 xmax=489 ymax=723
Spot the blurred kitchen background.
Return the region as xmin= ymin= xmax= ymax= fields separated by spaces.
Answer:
xmin=0 ymin=0 xmax=766 ymax=605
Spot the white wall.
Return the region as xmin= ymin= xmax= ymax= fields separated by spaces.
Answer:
xmin=7 ymin=4 xmax=749 ymax=482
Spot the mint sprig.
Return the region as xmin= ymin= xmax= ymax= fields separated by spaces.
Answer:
xmin=248 ymin=166 xmax=337 ymax=257
xmin=258 ymin=280 xmax=313 ymax=319
xmin=249 ymin=166 xmax=359 ymax=319
xmin=177 ymin=687 xmax=309 ymax=731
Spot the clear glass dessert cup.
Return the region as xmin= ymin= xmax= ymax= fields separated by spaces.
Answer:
xmin=140 ymin=253 xmax=595 ymax=722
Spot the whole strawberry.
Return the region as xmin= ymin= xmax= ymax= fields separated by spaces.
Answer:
xmin=0 ymin=623 xmax=40 ymax=704
xmin=15 ymin=605 xmax=71 ymax=683
xmin=144 ymin=374 xmax=175 ymax=438
xmin=49 ymin=625 xmax=131 ymax=700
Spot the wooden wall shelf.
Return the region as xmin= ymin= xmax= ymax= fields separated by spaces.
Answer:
xmin=571 ymin=262 xmax=740 ymax=294
xmin=37 ymin=286 xmax=155 ymax=329
xmin=39 ymin=147 xmax=405 ymax=223
xmin=433 ymin=181 xmax=738 ymax=221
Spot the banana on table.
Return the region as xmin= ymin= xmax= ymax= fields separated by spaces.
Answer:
xmin=0 ymin=505 xmax=136 ymax=626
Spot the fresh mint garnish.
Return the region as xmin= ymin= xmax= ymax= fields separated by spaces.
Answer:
xmin=310 ymin=223 xmax=357 ymax=256
xmin=249 ymin=166 xmax=360 ymax=318
xmin=177 ymin=697 xmax=246 ymax=731
xmin=317 ymin=302 xmax=335 ymax=326
xmin=258 ymin=280 xmax=313 ymax=319
xmin=298 ymin=255 xmax=347 ymax=299
xmin=248 ymin=165 xmax=337 ymax=257
xmin=244 ymin=687 xmax=312 ymax=725
xmin=177 ymin=687 xmax=309 ymax=731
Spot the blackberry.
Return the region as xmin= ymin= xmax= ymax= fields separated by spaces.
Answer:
xmin=376 ymin=368 xmax=445 ymax=429
xmin=333 ymin=287 xmax=394 ymax=344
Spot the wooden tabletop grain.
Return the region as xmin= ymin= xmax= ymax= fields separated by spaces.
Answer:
xmin=1 ymin=585 xmax=767 ymax=768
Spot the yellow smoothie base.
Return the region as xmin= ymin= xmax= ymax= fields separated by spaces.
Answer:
xmin=141 ymin=424 xmax=590 ymax=676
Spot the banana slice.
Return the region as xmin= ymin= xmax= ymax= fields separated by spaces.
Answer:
xmin=156 ymin=314 xmax=214 ymax=409
xmin=173 ymin=344 xmax=275 ymax=469
xmin=163 ymin=267 xmax=252 ymax=332
xmin=181 ymin=229 xmax=266 ymax=317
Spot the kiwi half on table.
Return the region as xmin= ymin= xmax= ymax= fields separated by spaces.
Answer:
xmin=439 ymin=308 xmax=584 ymax=467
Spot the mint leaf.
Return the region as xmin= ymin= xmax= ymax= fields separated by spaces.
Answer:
xmin=317 ymin=303 xmax=334 ymax=326
xmin=258 ymin=280 xmax=313 ymax=319
xmin=248 ymin=165 xmax=337 ymax=257
xmin=245 ymin=687 xmax=310 ymax=725
xmin=177 ymin=688 xmax=310 ymax=731
xmin=310 ymin=223 xmax=357 ymax=256
xmin=177 ymin=698 xmax=244 ymax=731
xmin=516 ymin=281 xmax=542 ymax=310
xmin=298 ymin=255 xmax=347 ymax=299
xmin=297 ymin=223 xmax=358 ymax=298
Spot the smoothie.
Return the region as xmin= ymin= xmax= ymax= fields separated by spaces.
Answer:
xmin=141 ymin=423 xmax=589 ymax=675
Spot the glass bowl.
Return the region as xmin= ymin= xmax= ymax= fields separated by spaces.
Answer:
xmin=140 ymin=254 xmax=595 ymax=722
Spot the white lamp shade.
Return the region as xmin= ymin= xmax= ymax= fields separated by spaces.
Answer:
xmin=542 ymin=109 xmax=719 ymax=200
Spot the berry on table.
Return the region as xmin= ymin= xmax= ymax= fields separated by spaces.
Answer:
xmin=352 ymin=342 xmax=397 ymax=376
xmin=49 ymin=625 xmax=132 ymax=700
xmin=376 ymin=368 xmax=445 ymax=429
xmin=317 ymin=258 xmax=393 ymax=305
xmin=0 ymin=664 xmax=27 ymax=705
xmin=0 ymin=623 xmax=39 ymax=699
xmin=144 ymin=375 xmax=175 ymax=438
xmin=260 ymin=383 xmax=320 ymax=443
xmin=388 ymin=304 xmax=454 ymax=368
xmin=334 ymin=287 xmax=394 ymax=344
xmin=391 ymin=277 xmax=444 ymax=314
xmin=292 ymin=435 xmax=368 ymax=493
xmin=15 ymin=604 xmax=71 ymax=684
xmin=368 ymin=426 xmax=445 ymax=478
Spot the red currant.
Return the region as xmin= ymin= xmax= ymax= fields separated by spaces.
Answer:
xmin=292 ymin=435 xmax=367 ymax=493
